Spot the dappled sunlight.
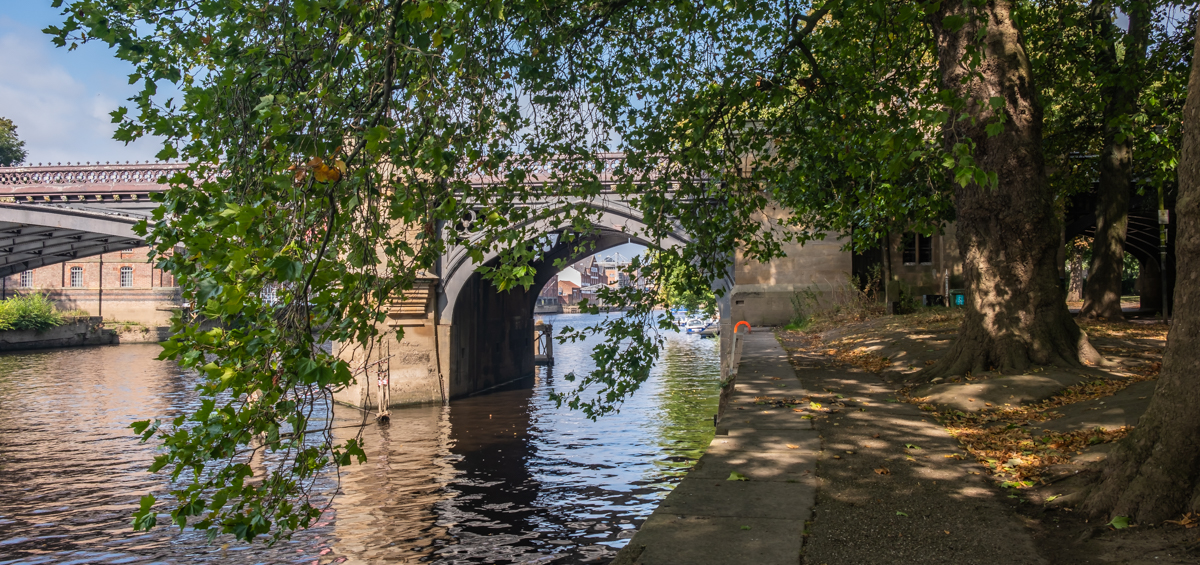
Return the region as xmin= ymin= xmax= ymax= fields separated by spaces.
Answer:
xmin=776 ymin=311 xmax=1171 ymax=516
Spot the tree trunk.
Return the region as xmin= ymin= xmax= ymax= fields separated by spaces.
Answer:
xmin=926 ymin=0 xmax=1102 ymax=378
xmin=1082 ymin=22 xmax=1200 ymax=526
xmin=1079 ymin=2 xmax=1150 ymax=320
xmin=1067 ymin=239 xmax=1084 ymax=302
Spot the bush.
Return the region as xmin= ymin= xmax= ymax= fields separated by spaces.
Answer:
xmin=0 ymin=293 xmax=65 ymax=331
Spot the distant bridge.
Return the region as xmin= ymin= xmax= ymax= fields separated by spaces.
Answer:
xmin=0 ymin=162 xmax=185 ymax=277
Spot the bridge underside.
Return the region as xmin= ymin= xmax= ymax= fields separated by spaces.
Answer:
xmin=0 ymin=203 xmax=148 ymax=277
xmin=447 ymin=228 xmax=654 ymax=398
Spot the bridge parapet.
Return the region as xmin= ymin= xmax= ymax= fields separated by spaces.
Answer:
xmin=0 ymin=162 xmax=186 ymax=201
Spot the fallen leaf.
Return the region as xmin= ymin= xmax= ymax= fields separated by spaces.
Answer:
xmin=1107 ymin=516 xmax=1130 ymax=529
xmin=727 ymin=471 xmax=748 ymax=481
xmin=944 ymin=530 xmax=950 ymax=535
xmin=874 ymin=468 xmax=890 ymax=475
xmin=786 ymin=444 xmax=800 ymax=449
xmin=741 ymin=525 xmax=752 ymax=530
xmin=896 ymin=511 xmax=908 ymax=517
xmin=1164 ymin=513 xmax=1198 ymax=529
xmin=905 ymin=443 xmax=922 ymax=450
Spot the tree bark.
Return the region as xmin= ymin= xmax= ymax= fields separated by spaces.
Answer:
xmin=1067 ymin=238 xmax=1085 ymax=302
xmin=926 ymin=0 xmax=1102 ymax=378
xmin=1082 ymin=22 xmax=1200 ymax=526
xmin=1079 ymin=1 xmax=1150 ymax=320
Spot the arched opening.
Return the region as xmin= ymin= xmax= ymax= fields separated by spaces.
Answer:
xmin=445 ymin=227 xmax=664 ymax=399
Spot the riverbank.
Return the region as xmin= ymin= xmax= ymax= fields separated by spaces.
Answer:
xmin=614 ymin=312 xmax=1196 ymax=564
xmin=0 ymin=316 xmax=116 ymax=351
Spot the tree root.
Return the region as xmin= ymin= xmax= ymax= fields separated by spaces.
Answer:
xmin=919 ymin=312 xmax=1104 ymax=381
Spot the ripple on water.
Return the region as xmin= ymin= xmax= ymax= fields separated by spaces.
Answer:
xmin=0 ymin=313 xmax=718 ymax=563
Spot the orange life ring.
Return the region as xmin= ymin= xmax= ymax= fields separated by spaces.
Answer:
xmin=734 ymin=321 xmax=751 ymax=334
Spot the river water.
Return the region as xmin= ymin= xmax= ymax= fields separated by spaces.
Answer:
xmin=0 ymin=312 xmax=719 ymax=564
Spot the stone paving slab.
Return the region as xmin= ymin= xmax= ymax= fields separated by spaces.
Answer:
xmin=613 ymin=515 xmax=802 ymax=565
xmin=688 ymin=446 xmax=818 ymax=481
xmin=611 ymin=332 xmax=816 ymax=565
xmin=706 ymin=428 xmax=819 ymax=454
xmin=657 ymin=477 xmax=815 ymax=520
xmin=721 ymin=409 xmax=816 ymax=430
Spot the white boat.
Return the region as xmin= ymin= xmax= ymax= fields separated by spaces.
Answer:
xmin=684 ymin=318 xmax=710 ymax=333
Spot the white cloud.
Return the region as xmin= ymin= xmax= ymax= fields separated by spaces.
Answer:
xmin=0 ymin=19 xmax=161 ymax=165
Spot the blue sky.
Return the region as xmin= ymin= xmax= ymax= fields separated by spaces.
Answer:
xmin=0 ymin=1 xmax=161 ymax=164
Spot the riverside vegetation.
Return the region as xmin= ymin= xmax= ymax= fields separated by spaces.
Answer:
xmin=0 ymin=294 xmax=86 ymax=332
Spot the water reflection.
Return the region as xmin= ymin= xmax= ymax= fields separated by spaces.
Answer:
xmin=0 ymin=313 xmax=718 ymax=564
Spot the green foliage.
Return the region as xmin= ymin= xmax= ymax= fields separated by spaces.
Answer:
xmin=0 ymin=293 xmax=65 ymax=331
xmin=786 ymin=289 xmax=820 ymax=331
xmin=1020 ymin=0 xmax=1191 ymax=200
xmin=47 ymin=0 xmax=771 ymax=542
xmin=654 ymin=251 xmax=716 ymax=317
xmin=0 ymin=117 xmax=27 ymax=166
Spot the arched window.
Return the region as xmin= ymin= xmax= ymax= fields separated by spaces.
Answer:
xmin=70 ymin=266 xmax=83 ymax=288
xmin=120 ymin=266 xmax=133 ymax=288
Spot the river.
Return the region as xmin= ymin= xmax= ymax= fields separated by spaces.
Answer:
xmin=0 ymin=312 xmax=719 ymax=564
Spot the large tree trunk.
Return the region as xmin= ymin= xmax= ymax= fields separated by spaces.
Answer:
xmin=1079 ymin=2 xmax=1150 ymax=320
xmin=1082 ymin=22 xmax=1200 ymax=526
xmin=926 ymin=0 xmax=1102 ymax=378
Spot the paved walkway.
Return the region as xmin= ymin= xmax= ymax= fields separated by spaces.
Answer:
xmin=614 ymin=330 xmax=1048 ymax=564
xmin=613 ymin=331 xmax=818 ymax=565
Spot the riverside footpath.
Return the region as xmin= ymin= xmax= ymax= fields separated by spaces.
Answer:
xmin=613 ymin=330 xmax=1046 ymax=565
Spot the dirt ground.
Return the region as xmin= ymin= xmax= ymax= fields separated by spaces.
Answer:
xmin=777 ymin=309 xmax=1200 ymax=564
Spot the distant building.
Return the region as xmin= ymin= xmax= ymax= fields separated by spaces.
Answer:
xmin=557 ymin=279 xmax=581 ymax=304
xmin=0 ymin=246 xmax=180 ymax=326
xmin=536 ymin=274 xmax=561 ymax=310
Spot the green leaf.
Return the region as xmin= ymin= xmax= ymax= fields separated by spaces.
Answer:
xmin=727 ymin=471 xmax=748 ymax=481
xmin=132 ymin=494 xmax=157 ymax=531
xmin=896 ymin=511 xmax=908 ymax=517
xmin=1107 ymin=516 xmax=1130 ymax=529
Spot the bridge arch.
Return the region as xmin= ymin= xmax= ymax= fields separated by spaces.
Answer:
xmin=439 ymin=200 xmax=690 ymax=399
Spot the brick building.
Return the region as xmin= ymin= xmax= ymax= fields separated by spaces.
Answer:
xmin=0 ymin=246 xmax=180 ymax=326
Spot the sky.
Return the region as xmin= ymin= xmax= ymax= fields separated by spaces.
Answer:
xmin=0 ymin=2 xmax=162 ymax=164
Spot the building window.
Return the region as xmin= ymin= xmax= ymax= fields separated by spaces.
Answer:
xmin=70 ymin=266 xmax=83 ymax=288
xmin=902 ymin=233 xmax=934 ymax=265
xmin=120 ymin=266 xmax=133 ymax=288
xmin=20 ymin=270 xmax=32 ymax=288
